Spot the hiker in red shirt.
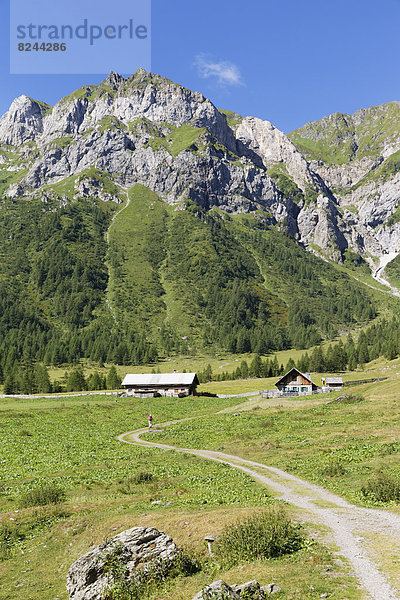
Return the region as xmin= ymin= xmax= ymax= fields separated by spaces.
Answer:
xmin=148 ymin=414 xmax=153 ymax=428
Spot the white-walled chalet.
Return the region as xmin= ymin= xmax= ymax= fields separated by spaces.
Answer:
xmin=275 ymin=368 xmax=318 ymax=394
xmin=121 ymin=373 xmax=199 ymax=398
xmin=262 ymin=367 xmax=319 ymax=398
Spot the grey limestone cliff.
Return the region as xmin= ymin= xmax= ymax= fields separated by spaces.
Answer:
xmin=1 ymin=69 xmax=400 ymax=266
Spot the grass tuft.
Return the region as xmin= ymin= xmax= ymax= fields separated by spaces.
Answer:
xmin=361 ymin=472 xmax=400 ymax=503
xmin=320 ymin=460 xmax=347 ymax=477
xmin=214 ymin=507 xmax=304 ymax=567
xmin=102 ymin=545 xmax=201 ymax=600
xmin=0 ymin=522 xmax=24 ymax=560
xmin=19 ymin=484 xmax=66 ymax=508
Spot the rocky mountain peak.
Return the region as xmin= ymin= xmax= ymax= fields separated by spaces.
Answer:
xmin=1 ymin=72 xmax=400 ymax=267
xmin=0 ymin=94 xmax=49 ymax=145
xmin=0 ymin=69 xmax=234 ymax=149
xmin=101 ymin=70 xmax=126 ymax=90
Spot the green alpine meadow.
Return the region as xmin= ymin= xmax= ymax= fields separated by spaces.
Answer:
xmin=1 ymin=64 xmax=400 ymax=600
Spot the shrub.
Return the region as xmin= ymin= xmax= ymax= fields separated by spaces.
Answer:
xmin=102 ymin=545 xmax=200 ymax=600
xmin=378 ymin=442 xmax=400 ymax=456
xmin=0 ymin=522 xmax=24 ymax=560
xmin=361 ymin=472 xmax=400 ymax=503
xmin=340 ymin=394 xmax=365 ymax=404
xmin=133 ymin=471 xmax=154 ymax=484
xmin=119 ymin=472 xmax=155 ymax=494
xmin=320 ymin=460 xmax=346 ymax=477
xmin=214 ymin=506 xmax=304 ymax=567
xmin=19 ymin=484 xmax=66 ymax=508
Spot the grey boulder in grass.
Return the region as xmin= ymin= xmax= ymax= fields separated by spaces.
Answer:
xmin=66 ymin=526 xmax=178 ymax=600
xmin=192 ymin=578 xmax=281 ymax=599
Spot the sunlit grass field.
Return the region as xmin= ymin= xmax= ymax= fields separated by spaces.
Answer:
xmin=0 ymin=388 xmax=365 ymax=599
xmin=144 ymin=373 xmax=400 ymax=509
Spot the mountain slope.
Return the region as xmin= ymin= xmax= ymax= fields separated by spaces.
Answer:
xmin=289 ymin=103 xmax=400 ymax=263
xmin=0 ymin=70 xmax=399 ymax=371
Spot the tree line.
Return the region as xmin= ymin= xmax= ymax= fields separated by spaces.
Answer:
xmin=197 ymin=317 xmax=400 ymax=383
xmin=1 ymin=316 xmax=399 ymax=393
xmin=2 ymin=364 xmax=121 ymax=395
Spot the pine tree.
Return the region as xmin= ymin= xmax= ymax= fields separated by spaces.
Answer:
xmin=106 ymin=365 xmax=121 ymax=389
xmin=250 ymin=355 xmax=262 ymax=378
xmin=285 ymin=357 xmax=296 ymax=372
xmin=310 ymin=346 xmax=325 ymax=372
xmin=240 ymin=360 xmax=249 ymax=379
xmin=21 ymin=365 xmax=35 ymax=395
xmin=272 ymin=356 xmax=280 ymax=376
xmin=357 ymin=340 xmax=369 ymax=365
xmin=203 ymin=364 xmax=213 ymax=382
xmin=297 ymin=352 xmax=310 ymax=373
xmin=385 ymin=340 xmax=397 ymax=361
xmin=324 ymin=345 xmax=334 ymax=372
xmin=3 ymin=373 xmax=15 ymax=395
xmin=92 ymin=372 xmax=103 ymax=390
xmin=261 ymin=359 xmax=271 ymax=378
xmin=66 ymin=367 xmax=86 ymax=392
xmin=347 ymin=352 xmax=357 ymax=371
xmin=34 ymin=364 xmax=52 ymax=393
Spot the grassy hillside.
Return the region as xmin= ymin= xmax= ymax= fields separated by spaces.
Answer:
xmin=3 ymin=358 xmax=400 ymax=598
xmin=107 ymin=190 xmax=379 ymax=356
xmin=289 ymin=101 xmax=400 ymax=164
xmin=107 ymin=184 xmax=168 ymax=334
xmin=384 ymin=254 xmax=400 ymax=289
xmin=145 ymin=368 xmax=400 ymax=509
xmin=0 ymin=176 xmax=396 ymax=382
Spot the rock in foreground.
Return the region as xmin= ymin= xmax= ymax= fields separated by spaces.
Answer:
xmin=66 ymin=526 xmax=178 ymax=600
xmin=192 ymin=579 xmax=281 ymax=599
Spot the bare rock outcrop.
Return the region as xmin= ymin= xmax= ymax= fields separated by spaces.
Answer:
xmin=2 ymin=69 xmax=400 ymax=266
xmin=0 ymin=95 xmax=48 ymax=145
xmin=297 ymin=195 xmax=349 ymax=261
xmin=191 ymin=579 xmax=280 ymax=599
xmin=236 ymin=116 xmax=327 ymax=195
xmin=66 ymin=526 xmax=178 ymax=600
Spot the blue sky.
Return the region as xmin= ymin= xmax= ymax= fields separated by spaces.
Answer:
xmin=1 ymin=0 xmax=400 ymax=132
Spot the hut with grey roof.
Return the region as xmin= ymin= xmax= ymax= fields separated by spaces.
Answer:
xmin=321 ymin=376 xmax=343 ymax=391
xmin=121 ymin=373 xmax=199 ymax=398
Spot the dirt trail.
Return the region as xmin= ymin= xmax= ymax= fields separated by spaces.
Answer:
xmin=119 ymin=426 xmax=400 ymax=600
xmin=371 ymin=252 xmax=400 ymax=297
xmin=105 ymin=189 xmax=130 ymax=319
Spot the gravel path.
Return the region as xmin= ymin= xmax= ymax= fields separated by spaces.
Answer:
xmin=118 ymin=426 xmax=400 ymax=600
xmin=371 ymin=252 xmax=400 ymax=297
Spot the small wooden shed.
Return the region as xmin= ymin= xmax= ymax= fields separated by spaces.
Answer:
xmin=322 ymin=377 xmax=343 ymax=390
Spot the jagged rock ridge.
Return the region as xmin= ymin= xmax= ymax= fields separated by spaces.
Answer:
xmin=1 ymin=69 xmax=400 ymax=265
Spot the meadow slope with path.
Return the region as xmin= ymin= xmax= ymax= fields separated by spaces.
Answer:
xmin=371 ymin=252 xmax=400 ymax=297
xmin=119 ymin=421 xmax=400 ymax=600
xmin=105 ymin=188 xmax=130 ymax=319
